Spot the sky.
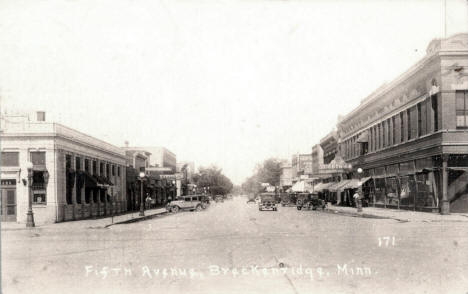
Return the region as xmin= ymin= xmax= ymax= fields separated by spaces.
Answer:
xmin=0 ymin=0 xmax=467 ymax=185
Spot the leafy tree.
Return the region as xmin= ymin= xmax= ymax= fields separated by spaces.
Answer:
xmin=241 ymin=158 xmax=282 ymax=194
xmin=192 ymin=165 xmax=233 ymax=196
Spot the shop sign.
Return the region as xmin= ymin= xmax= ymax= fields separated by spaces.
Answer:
xmin=160 ymin=174 xmax=176 ymax=180
xmin=1 ymin=179 xmax=16 ymax=186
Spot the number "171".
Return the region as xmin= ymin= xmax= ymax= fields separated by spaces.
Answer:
xmin=378 ymin=236 xmax=396 ymax=247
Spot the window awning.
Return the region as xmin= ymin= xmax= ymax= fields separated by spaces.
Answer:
xmin=83 ymin=172 xmax=98 ymax=188
xmin=328 ymin=180 xmax=351 ymax=192
xmin=314 ymin=182 xmax=334 ymax=192
xmin=342 ymin=177 xmax=372 ymax=189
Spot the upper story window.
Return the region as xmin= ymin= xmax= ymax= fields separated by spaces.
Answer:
xmin=400 ymin=112 xmax=404 ymax=143
xmin=1 ymin=152 xmax=19 ymax=167
xmin=407 ymin=109 xmax=411 ymax=140
xmin=432 ymin=94 xmax=439 ymax=132
xmin=66 ymin=154 xmax=72 ymax=169
xmin=456 ymin=91 xmax=468 ymax=129
xmin=417 ymin=103 xmax=422 ymax=136
xmin=31 ymin=151 xmax=46 ymax=166
xmin=76 ymin=157 xmax=81 ymax=170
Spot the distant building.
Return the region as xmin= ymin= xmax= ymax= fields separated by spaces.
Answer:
xmin=122 ymin=147 xmax=176 ymax=209
xmin=311 ymin=144 xmax=324 ymax=176
xmin=291 ymin=153 xmax=313 ymax=183
xmin=279 ymin=161 xmax=292 ymax=189
xmin=0 ymin=112 xmax=127 ymax=224
xmin=132 ymin=147 xmax=176 ymax=173
xmin=176 ymin=161 xmax=195 ymax=181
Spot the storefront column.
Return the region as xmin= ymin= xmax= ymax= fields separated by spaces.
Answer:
xmin=80 ymin=157 xmax=86 ymax=219
xmin=71 ymin=154 xmax=77 ymax=220
xmin=96 ymin=159 xmax=102 ymax=216
xmin=441 ymin=155 xmax=450 ymax=215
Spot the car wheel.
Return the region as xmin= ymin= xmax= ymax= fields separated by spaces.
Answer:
xmin=196 ymin=205 xmax=203 ymax=212
xmin=172 ymin=206 xmax=180 ymax=213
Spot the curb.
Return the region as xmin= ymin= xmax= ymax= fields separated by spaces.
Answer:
xmin=323 ymin=208 xmax=407 ymax=222
xmin=105 ymin=211 xmax=168 ymax=227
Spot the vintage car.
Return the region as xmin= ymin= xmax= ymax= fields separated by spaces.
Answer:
xmin=258 ymin=193 xmax=278 ymax=211
xmin=280 ymin=193 xmax=297 ymax=206
xmin=166 ymin=195 xmax=206 ymax=213
xmin=296 ymin=193 xmax=326 ymax=210
xmin=214 ymin=195 xmax=224 ymax=202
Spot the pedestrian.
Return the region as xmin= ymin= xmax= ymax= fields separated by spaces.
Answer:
xmin=145 ymin=194 xmax=151 ymax=209
xmin=353 ymin=190 xmax=360 ymax=207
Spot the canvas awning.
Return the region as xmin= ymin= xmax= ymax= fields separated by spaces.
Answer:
xmin=328 ymin=180 xmax=351 ymax=192
xmin=291 ymin=181 xmax=313 ymax=192
xmin=342 ymin=177 xmax=372 ymax=189
xmin=314 ymin=182 xmax=334 ymax=192
xmin=83 ymin=171 xmax=98 ymax=188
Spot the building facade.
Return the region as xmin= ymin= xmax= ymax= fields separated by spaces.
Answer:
xmin=337 ymin=33 xmax=468 ymax=213
xmin=1 ymin=113 xmax=127 ymax=224
xmin=291 ymin=153 xmax=313 ymax=183
xmin=279 ymin=161 xmax=292 ymax=189
xmin=140 ymin=147 xmax=177 ymax=172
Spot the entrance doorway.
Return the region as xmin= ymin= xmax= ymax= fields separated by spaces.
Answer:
xmin=1 ymin=188 xmax=17 ymax=222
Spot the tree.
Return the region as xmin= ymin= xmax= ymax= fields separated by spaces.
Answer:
xmin=192 ymin=165 xmax=233 ymax=196
xmin=241 ymin=158 xmax=282 ymax=194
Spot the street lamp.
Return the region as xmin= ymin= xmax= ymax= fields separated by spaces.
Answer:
xmin=25 ymin=161 xmax=35 ymax=227
xmin=356 ymin=168 xmax=363 ymax=213
xmin=138 ymin=171 xmax=146 ymax=216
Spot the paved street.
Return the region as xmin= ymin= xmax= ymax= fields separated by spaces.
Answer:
xmin=2 ymin=197 xmax=468 ymax=294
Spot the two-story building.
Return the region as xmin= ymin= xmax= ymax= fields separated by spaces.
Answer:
xmin=0 ymin=112 xmax=127 ymax=224
xmin=337 ymin=33 xmax=468 ymax=213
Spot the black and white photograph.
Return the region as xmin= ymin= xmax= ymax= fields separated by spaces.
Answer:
xmin=1 ymin=0 xmax=468 ymax=293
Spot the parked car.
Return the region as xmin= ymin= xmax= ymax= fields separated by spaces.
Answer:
xmin=296 ymin=193 xmax=326 ymax=210
xmin=280 ymin=193 xmax=297 ymax=207
xmin=214 ymin=195 xmax=224 ymax=203
xmin=166 ymin=195 xmax=206 ymax=213
xmin=259 ymin=192 xmax=277 ymax=211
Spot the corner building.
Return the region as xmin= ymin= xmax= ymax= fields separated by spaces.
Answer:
xmin=0 ymin=113 xmax=127 ymax=224
xmin=337 ymin=33 xmax=468 ymax=213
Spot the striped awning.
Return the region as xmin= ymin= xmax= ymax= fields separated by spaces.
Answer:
xmin=328 ymin=180 xmax=352 ymax=192
xmin=342 ymin=177 xmax=372 ymax=189
xmin=313 ymin=182 xmax=334 ymax=192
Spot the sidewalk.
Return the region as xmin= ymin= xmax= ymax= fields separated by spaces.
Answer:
xmin=325 ymin=204 xmax=468 ymax=222
xmin=1 ymin=207 xmax=168 ymax=231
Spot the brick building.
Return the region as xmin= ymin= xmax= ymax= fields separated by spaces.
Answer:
xmin=337 ymin=33 xmax=468 ymax=213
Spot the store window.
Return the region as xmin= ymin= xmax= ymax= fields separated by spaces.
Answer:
xmin=415 ymin=173 xmax=437 ymax=209
xmin=32 ymin=171 xmax=47 ymax=205
xmin=31 ymin=151 xmax=46 ymax=166
xmin=386 ymin=177 xmax=399 ymax=207
xmin=456 ymin=90 xmax=468 ymax=129
xmin=399 ymin=176 xmax=415 ymax=209
xmin=1 ymin=152 xmax=19 ymax=166
xmin=374 ymin=178 xmax=386 ymax=206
